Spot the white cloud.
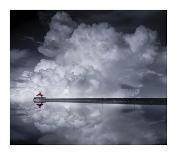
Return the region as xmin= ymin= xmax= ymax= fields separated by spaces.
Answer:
xmin=38 ymin=12 xmax=77 ymax=57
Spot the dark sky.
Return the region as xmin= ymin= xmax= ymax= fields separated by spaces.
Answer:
xmin=11 ymin=10 xmax=167 ymax=48
xmin=10 ymin=10 xmax=167 ymax=145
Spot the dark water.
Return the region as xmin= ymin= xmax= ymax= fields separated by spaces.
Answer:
xmin=10 ymin=102 xmax=167 ymax=145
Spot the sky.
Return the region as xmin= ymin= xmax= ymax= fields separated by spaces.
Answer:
xmin=10 ymin=10 xmax=167 ymax=144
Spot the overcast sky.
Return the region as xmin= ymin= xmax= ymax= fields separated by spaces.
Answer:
xmin=10 ymin=10 xmax=167 ymax=145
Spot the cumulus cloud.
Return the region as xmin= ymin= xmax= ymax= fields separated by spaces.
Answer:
xmin=11 ymin=12 xmax=167 ymax=144
xmin=38 ymin=12 xmax=77 ymax=57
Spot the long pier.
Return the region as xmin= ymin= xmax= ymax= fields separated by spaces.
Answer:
xmin=33 ymin=97 xmax=167 ymax=105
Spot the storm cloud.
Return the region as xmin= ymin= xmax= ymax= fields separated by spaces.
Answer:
xmin=10 ymin=11 xmax=167 ymax=144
